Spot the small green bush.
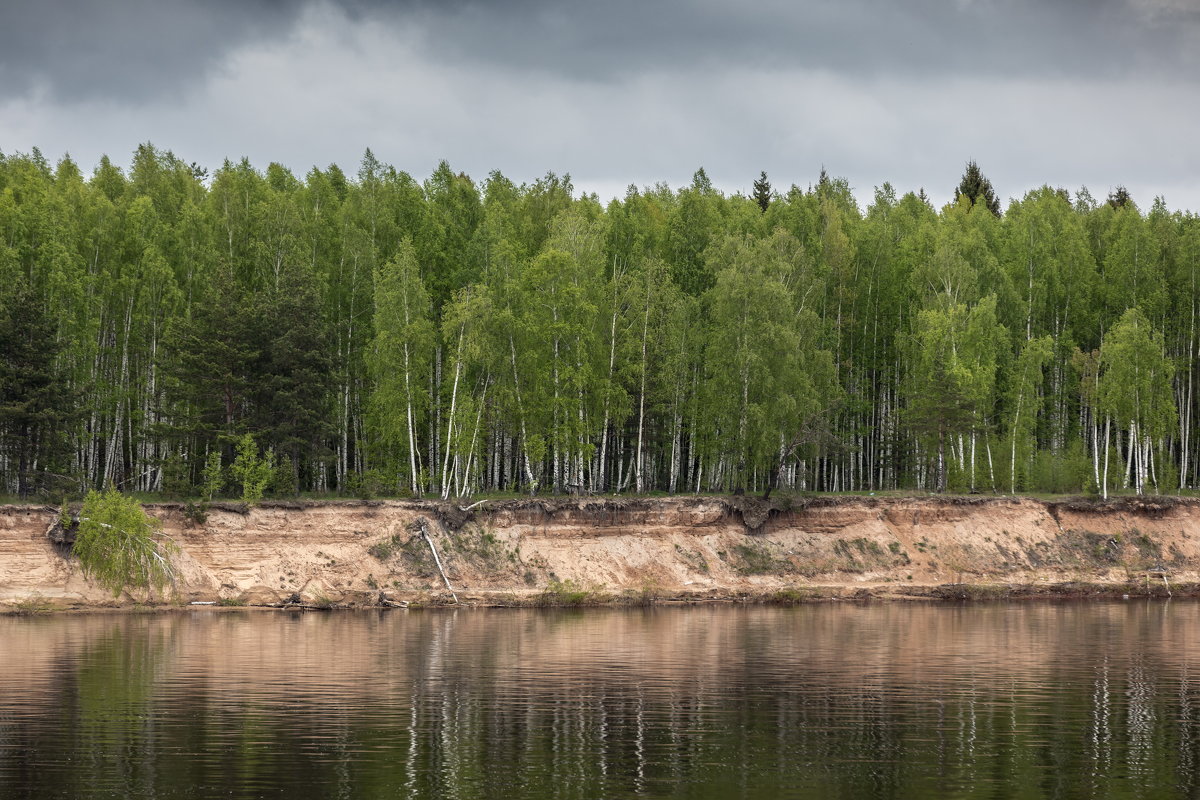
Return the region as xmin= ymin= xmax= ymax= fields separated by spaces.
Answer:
xmin=8 ymin=596 xmax=56 ymax=615
xmin=182 ymin=500 xmax=208 ymax=526
xmin=769 ymin=588 xmax=813 ymax=605
xmin=537 ymin=579 xmax=598 ymax=606
xmin=1030 ymin=442 xmax=1092 ymax=494
xmin=271 ymin=456 xmax=298 ymax=497
xmin=733 ymin=542 xmax=783 ymax=575
xmin=160 ymin=453 xmax=192 ymax=499
xmin=201 ymin=451 xmax=223 ymax=501
xmin=231 ymin=434 xmax=274 ymax=503
xmin=368 ymin=534 xmax=402 ymax=561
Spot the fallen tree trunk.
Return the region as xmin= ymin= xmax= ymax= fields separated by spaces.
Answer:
xmin=416 ymin=517 xmax=458 ymax=604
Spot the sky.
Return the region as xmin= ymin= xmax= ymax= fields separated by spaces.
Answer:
xmin=2 ymin=0 xmax=1199 ymax=210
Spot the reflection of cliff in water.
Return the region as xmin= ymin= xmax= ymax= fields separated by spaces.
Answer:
xmin=3 ymin=604 xmax=1200 ymax=798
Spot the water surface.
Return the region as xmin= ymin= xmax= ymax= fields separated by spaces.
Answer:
xmin=3 ymin=602 xmax=1200 ymax=798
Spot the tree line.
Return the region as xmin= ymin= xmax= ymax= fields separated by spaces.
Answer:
xmin=0 ymin=146 xmax=1195 ymax=500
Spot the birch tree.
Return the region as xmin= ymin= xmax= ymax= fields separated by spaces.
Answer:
xmin=368 ymin=240 xmax=434 ymax=493
xmin=1099 ymin=308 xmax=1176 ymax=496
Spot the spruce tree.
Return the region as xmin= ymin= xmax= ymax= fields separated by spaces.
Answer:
xmin=955 ymin=160 xmax=1001 ymax=215
xmin=1107 ymin=186 xmax=1132 ymax=209
xmin=0 ymin=282 xmax=74 ymax=497
xmin=752 ymin=171 xmax=771 ymax=213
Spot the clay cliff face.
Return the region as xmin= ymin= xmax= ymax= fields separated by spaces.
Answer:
xmin=2 ymin=496 xmax=1198 ymax=607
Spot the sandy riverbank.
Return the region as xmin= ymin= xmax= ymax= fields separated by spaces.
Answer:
xmin=2 ymin=495 xmax=1196 ymax=610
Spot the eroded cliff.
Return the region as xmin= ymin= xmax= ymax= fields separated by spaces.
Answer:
xmin=2 ymin=495 xmax=1198 ymax=608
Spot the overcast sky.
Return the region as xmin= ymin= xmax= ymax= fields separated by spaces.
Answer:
xmin=2 ymin=0 xmax=1198 ymax=210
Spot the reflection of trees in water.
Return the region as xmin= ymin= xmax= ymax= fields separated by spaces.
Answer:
xmin=6 ymin=606 xmax=1200 ymax=797
xmin=0 ymin=616 xmax=182 ymax=798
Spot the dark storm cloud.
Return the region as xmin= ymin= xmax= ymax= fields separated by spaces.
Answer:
xmin=4 ymin=0 xmax=1197 ymax=104
xmin=341 ymin=0 xmax=1200 ymax=81
xmin=0 ymin=0 xmax=305 ymax=102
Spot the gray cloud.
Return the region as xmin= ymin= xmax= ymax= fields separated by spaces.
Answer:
xmin=4 ymin=0 xmax=1199 ymax=104
xmin=0 ymin=0 xmax=304 ymax=102
xmin=1 ymin=0 xmax=1198 ymax=210
xmin=334 ymin=0 xmax=1200 ymax=82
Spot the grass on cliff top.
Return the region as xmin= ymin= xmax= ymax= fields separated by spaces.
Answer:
xmin=3 ymin=487 xmax=1195 ymax=508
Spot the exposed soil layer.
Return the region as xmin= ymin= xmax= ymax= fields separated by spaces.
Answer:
xmin=3 ymin=495 xmax=1199 ymax=610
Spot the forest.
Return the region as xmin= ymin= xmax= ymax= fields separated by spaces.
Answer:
xmin=0 ymin=146 xmax=1195 ymax=501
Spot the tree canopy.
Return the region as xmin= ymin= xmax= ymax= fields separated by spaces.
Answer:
xmin=0 ymin=145 xmax=1195 ymax=498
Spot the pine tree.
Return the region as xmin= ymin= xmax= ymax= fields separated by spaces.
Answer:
xmin=162 ymin=268 xmax=258 ymax=443
xmin=249 ymin=261 xmax=335 ymax=475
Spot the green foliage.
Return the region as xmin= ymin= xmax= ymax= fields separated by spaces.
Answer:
xmin=182 ymin=500 xmax=208 ymax=526
xmin=344 ymin=468 xmax=387 ymax=499
xmin=0 ymin=280 xmax=74 ymax=497
xmin=701 ymin=230 xmax=840 ymax=491
xmin=368 ymin=535 xmax=401 ymax=561
xmin=1029 ymin=442 xmax=1093 ymax=494
xmin=752 ymin=171 xmax=772 ymax=213
xmin=368 ymin=240 xmax=434 ymax=494
xmin=732 ymin=542 xmax=787 ymax=575
xmin=201 ymin=451 xmax=223 ymax=501
xmin=955 ymin=160 xmax=1001 ymax=216
xmin=1100 ymin=309 xmax=1176 ymax=438
xmin=230 ymin=434 xmax=275 ymax=503
xmin=270 ymin=455 xmax=298 ymax=497
xmin=907 ymin=297 xmax=1006 ymax=491
xmin=160 ymin=453 xmax=192 ymax=499
xmin=1099 ymin=308 xmax=1176 ymax=494
xmin=73 ymin=489 xmax=177 ymax=596
xmin=4 ymin=145 xmax=1200 ymax=501
xmin=1005 ymin=336 xmax=1053 ymax=493
xmin=536 ymin=579 xmax=599 ymax=606
xmin=7 ymin=596 xmax=57 ymax=615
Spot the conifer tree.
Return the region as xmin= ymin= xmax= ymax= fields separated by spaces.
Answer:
xmin=0 ymin=281 xmax=74 ymax=496
xmin=1107 ymin=186 xmax=1133 ymax=209
xmin=955 ymin=161 xmax=1001 ymax=216
xmin=752 ymin=171 xmax=772 ymax=213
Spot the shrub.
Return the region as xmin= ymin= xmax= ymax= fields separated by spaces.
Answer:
xmin=769 ymin=588 xmax=814 ymax=604
xmin=182 ymin=500 xmax=208 ymax=526
xmin=230 ymin=434 xmax=274 ymax=503
xmin=536 ymin=579 xmax=598 ymax=606
xmin=270 ymin=455 xmax=298 ymax=497
xmin=201 ymin=451 xmax=223 ymax=501
xmin=9 ymin=596 xmax=56 ymax=615
xmin=345 ymin=468 xmax=388 ymax=499
xmin=160 ymin=453 xmax=192 ymax=499
xmin=733 ymin=542 xmax=784 ymax=575
xmin=368 ymin=534 xmax=402 ymax=561
xmin=1030 ymin=442 xmax=1092 ymax=494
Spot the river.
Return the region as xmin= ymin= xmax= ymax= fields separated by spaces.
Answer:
xmin=3 ymin=602 xmax=1199 ymax=798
